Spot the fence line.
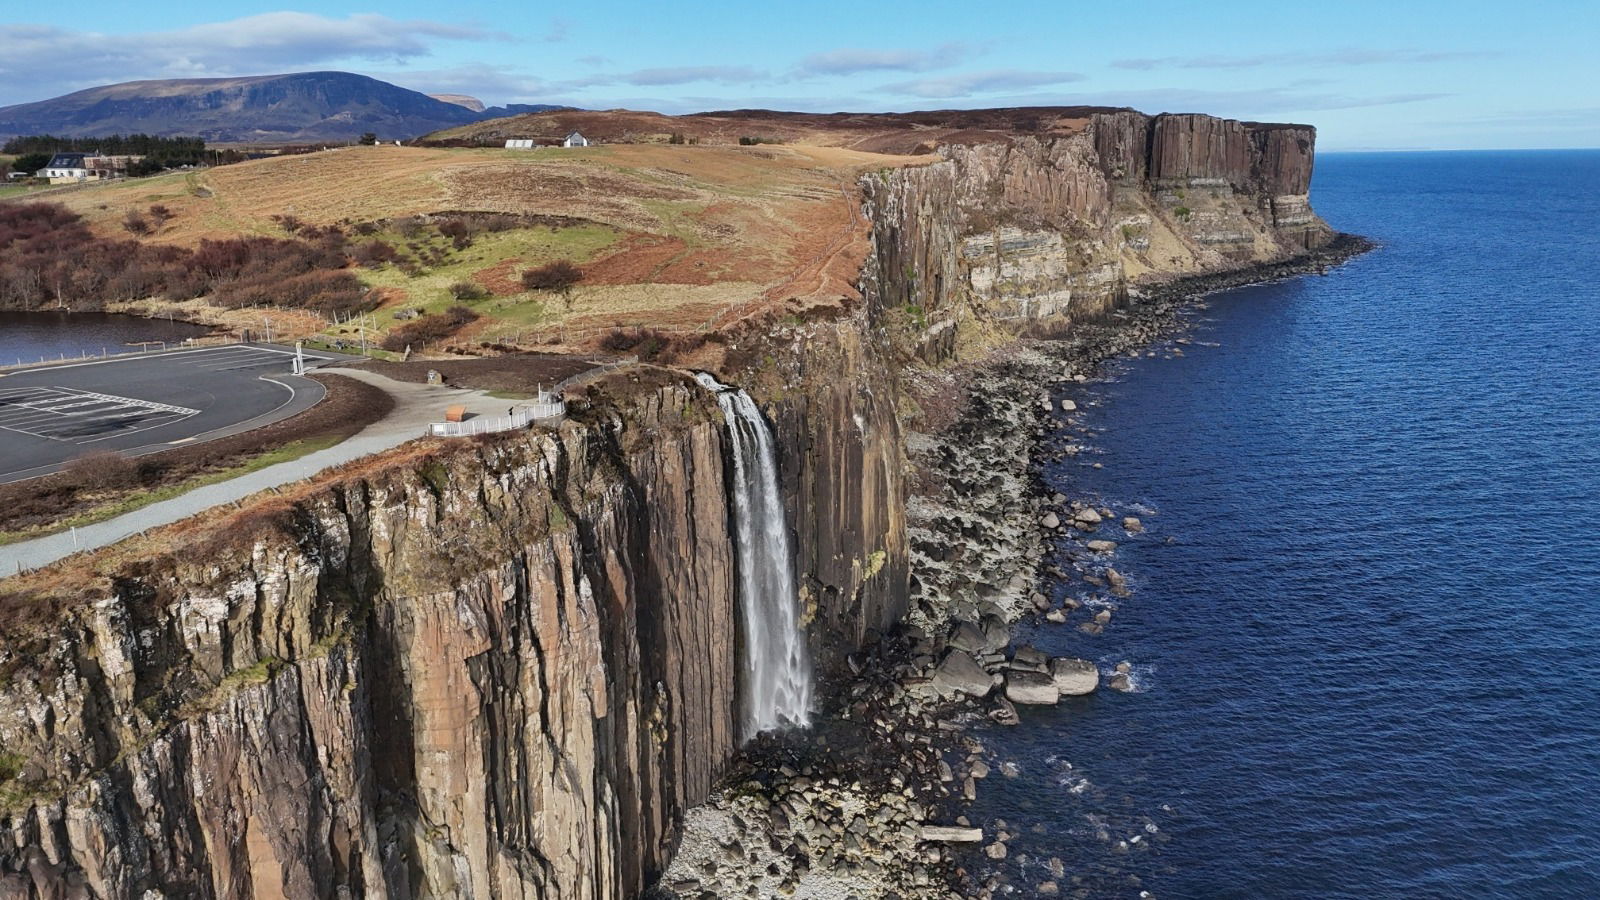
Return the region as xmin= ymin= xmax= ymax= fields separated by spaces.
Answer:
xmin=0 ymin=333 xmax=247 ymax=373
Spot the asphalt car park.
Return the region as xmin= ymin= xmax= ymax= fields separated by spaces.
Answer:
xmin=0 ymin=343 xmax=359 ymax=483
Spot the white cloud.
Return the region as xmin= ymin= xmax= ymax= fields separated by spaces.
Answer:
xmin=0 ymin=13 xmax=496 ymax=105
xmin=879 ymin=69 xmax=1086 ymax=99
xmin=796 ymin=43 xmax=973 ymax=75
xmin=560 ymin=66 xmax=770 ymax=90
xmin=1113 ymin=49 xmax=1495 ymax=70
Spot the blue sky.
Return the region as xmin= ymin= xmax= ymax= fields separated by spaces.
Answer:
xmin=2 ymin=1 xmax=1594 ymax=149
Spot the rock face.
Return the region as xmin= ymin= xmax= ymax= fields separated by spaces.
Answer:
xmin=0 ymin=383 xmax=751 ymax=898
xmin=862 ymin=110 xmax=1331 ymax=359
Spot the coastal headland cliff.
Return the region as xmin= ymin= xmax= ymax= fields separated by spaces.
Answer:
xmin=0 ymin=107 xmax=1346 ymax=898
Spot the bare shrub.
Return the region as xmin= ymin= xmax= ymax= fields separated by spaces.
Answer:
xmin=599 ymin=326 xmax=670 ymax=361
xmin=64 ymin=450 xmax=138 ymax=492
xmin=380 ymin=305 xmax=479 ymax=351
xmin=448 ymin=280 xmax=488 ymax=301
xmin=521 ymin=259 xmax=582 ymax=292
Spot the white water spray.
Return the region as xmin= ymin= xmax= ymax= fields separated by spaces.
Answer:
xmin=694 ymin=372 xmax=812 ymax=739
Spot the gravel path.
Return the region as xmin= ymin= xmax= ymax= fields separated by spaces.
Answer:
xmin=1 ymin=369 xmax=508 ymax=575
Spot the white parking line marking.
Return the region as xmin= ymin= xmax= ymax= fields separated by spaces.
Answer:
xmin=0 ymin=387 xmax=201 ymax=443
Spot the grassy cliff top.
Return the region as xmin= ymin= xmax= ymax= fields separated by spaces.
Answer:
xmin=39 ymin=141 xmax=931 ymax=351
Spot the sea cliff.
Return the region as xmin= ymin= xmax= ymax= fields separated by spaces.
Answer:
xmin=0 ymin=109 xmax=1349 ymax=898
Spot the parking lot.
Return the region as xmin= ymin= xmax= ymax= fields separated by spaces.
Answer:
xmin=0 ymin=343 xmax=359 ymax=483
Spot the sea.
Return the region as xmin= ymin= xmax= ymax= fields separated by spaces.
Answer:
xmin=968 ymin=150 xmax=1600 ymax=898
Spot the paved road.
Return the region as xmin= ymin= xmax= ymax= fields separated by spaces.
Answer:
xmin=0 ymin=369 xmax=508 ymax=575
xmin=0 ymin=343 xmax=362 ymax=484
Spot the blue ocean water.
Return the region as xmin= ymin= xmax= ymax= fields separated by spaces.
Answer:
xmin=970 ymin=150 xmax=1600 ymax=898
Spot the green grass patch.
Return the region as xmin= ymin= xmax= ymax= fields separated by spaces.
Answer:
xmin=347 ymin=224 xmax=618 ymax=341
xmin=0 ymin=433 xmax=348 ymax=546
xmin=0 ymin=184 xmax=50 ymax=200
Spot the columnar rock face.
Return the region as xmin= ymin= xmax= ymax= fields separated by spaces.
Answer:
xmin=860 ymin=134 xmax=1126 ymax=359
xmin=764 ymin=319 xmax=909 ymax=651
xmin=1148 ymin=113 xmax=1255 ymax=186
xmin=0 ymin=384 xmax=745 ymax=898
xmin=861 ymin=110 xmax=1331 ymax=357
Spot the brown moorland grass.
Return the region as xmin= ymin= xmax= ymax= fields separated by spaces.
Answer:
xmin=35 ymin=141 xmax=935 ymax=349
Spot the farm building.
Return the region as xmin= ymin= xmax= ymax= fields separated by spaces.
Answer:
xmin=504 ymin=139 xmax=536 ymax=149
xmin=563 ymin=132 xmax=590 ymax=148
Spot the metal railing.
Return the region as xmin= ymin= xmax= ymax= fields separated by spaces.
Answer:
xmin=0 ymin=334 xmax=243 ymax=373
xmin=425 ymin=395 xmax=566 ymax=437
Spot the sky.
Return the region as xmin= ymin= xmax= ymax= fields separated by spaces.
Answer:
xmin=1 ymin=1 xmax=1594 ymax=150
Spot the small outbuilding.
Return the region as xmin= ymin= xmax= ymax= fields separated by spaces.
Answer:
xmin=562 ymin=132 xmax=590 ymax=148
xmin=504 ymin=139 xmax=537 ymax=150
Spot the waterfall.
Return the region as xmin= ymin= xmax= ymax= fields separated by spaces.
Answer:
xmin=694 ymin=372 xmax=812 ymax=739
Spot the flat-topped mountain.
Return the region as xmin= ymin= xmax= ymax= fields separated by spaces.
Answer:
xmin=0 ymin=72 xmax=561 ymax=143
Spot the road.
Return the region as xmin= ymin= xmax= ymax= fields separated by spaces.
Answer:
xmin=0 ymin=343 xmax=362 ymax=484
xmin=0 ymin=369 xmax=509 ymax=574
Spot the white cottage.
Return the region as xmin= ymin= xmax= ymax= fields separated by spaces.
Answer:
xmin=563 ymin=132 xmax=590 ymax=148
xmin=42 ymin=153 xmax=93 ymax=183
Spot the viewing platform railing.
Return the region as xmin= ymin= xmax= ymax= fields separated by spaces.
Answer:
xmin=425 ymin=394 xmax=566 ymax=437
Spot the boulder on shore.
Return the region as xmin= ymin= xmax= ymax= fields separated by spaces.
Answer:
xmin=1086 ymin=539 xmax=1118 ymax=553
xmin=1105 ymin=568 xmax=1129 ymax=596
xmin=921 ymin=825 xmax=984 ymax=843
xmin=933 ymin=650 xmax=993 ymax=698
xmin=1074 ymin=508 xmax=1103 ymax=528
xmin=1049 ymin=658 xmax=1099 ymax=695
xmin=1004 ymin=671 xmax=1061 ymax=705
xmin=947 ymin=621 xmax=989 ymax=655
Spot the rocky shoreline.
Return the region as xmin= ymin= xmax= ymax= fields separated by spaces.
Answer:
xmin=653 ymin=233 xmax=1374 ymax=900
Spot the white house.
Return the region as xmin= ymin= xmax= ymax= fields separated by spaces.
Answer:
xmin=42 ymin=153 xmax=94 ymax=183
xmin=563 ymin=132 xmax=590 ymax=148
xmin=504 ymin=139 xmax=537 ymax=150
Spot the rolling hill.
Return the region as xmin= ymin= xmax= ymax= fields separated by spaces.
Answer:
xmin=0 ymin=72 xmax=562 ymax=144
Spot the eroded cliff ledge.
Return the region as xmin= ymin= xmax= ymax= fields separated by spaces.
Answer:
xmin=0 ymin=108 xmax=1337 ymax=899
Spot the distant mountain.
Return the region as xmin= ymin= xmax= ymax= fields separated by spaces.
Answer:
xmin=0 ymin=72 xmax=563 ymax=144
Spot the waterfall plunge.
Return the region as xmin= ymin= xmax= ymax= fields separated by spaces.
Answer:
xmin=694 ymin=373 xmax=812 ymax=739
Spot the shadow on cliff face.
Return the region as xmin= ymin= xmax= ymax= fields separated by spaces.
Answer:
xmin=332 ymin=491 xmax=427 ymax=896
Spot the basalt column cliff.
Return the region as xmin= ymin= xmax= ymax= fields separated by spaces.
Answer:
xmin=861 ymin=110 xmax=1329 ymax=358
xmin=0 ymin=109 xmax=1331 ymax=899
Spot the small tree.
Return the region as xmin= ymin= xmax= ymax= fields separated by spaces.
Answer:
xmin=358 ymin=132 xmax=378 ymax=146
xmin=122 ymin=211 xmax=152 ymax=235
xmin=521 ymin=260 xmax=583 ymax=310
xmin=11 ymin=152 xmax=49 ymax=175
